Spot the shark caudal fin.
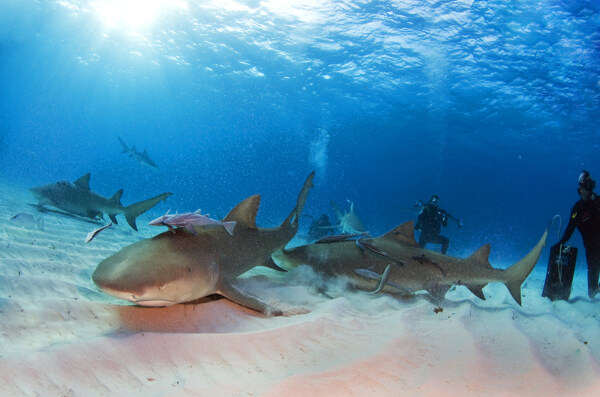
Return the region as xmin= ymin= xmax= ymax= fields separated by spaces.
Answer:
xmin=124 ymin=192 xmax=173 ymax=231
xmin=503 ymin=229 xmax=548 ymax=305
xmin=282 ymin=171 xmax=315 ymax=229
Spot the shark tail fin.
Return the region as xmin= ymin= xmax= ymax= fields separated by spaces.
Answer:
xmin=502 ymin=228 xmax=548 ymax=305
xmin=282 ymin=171 xmax=315 ymax=230
xmin=124 ymin=192 xmax=172 ymax=231
xmin=331 ymin=200 xmax=343 ymax=219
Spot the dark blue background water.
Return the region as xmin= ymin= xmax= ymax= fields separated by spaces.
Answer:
xmin=1 ymin=0 xmax=599 ymax=264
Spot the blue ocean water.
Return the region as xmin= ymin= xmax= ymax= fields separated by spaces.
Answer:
xmin=0 ymin=0 xmax=598 ymax=265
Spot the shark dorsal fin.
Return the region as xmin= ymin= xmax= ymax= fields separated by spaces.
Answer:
xmin=467 ymin=244 xmax=492 ymax=268
xmin=376 ymin=221 xmax=419 ymax=247
xmin=111 ymin=189 xmax=124 ymax=205
xmin=73 ymin=174 xmax=91 ymax=190
xmin=222 ymin=194 xmax=260 ymax=229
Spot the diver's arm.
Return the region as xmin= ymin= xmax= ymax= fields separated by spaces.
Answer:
xmin=558 ymin=210 xmax=577 ymax=246
xmin=440 ymin=210 xmax=448 ymax=227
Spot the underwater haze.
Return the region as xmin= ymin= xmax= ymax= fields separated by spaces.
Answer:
xmin=1 ymin=0 xmax=599 ymax=263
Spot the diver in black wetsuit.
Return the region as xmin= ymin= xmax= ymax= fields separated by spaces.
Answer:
xmin=307 ymin=214 xmax=334 ymax=242
xmin=415 ymin=195 xmax=453 ymax=254
xmin=555 ymin=170 xmax=600 ymax=298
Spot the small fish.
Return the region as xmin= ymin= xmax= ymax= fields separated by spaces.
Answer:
xmin=315 ymin=232 xmax=370 ymax=244
xmin=356 ymin=237 xmax=405 ymax=266
xmin=85 ymin=222 xmax=113 ymax=243
xmin=10 ymin=213 xmax=44 ymax=231
xmin=149 ymin=209 xmax=236 ymax=236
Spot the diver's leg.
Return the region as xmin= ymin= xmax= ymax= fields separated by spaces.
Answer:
xmin=586 ymin=248 xmax=600 ymax=299
xmin=439 ymin=235 xmax=449 ymax=255
xmin=417 ymin=233 xmax=427 ymax=248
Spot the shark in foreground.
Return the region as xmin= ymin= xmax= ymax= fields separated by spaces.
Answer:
xmin=30 ymin=174 xmax=172 ymax=231
xmin=118 ymin=136 xmax=159 ymax=169
xmin=92 ymin=171 xmax=315 ymax=314
xmin=273 ymin=221 xmax=548 ymax=305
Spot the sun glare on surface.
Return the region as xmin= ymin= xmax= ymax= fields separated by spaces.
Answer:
xmin=91 ymin=0 xmax=188 ymax=32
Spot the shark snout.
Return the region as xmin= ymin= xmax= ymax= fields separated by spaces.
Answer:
xmin=92 ymin=232 xmax=221 ymax=307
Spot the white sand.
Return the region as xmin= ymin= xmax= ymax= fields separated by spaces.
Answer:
xmin=1 ymin=181 xmax=599 ymax=396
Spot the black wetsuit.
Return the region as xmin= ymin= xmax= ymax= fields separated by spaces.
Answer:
xmin=416 ymin=204 xmax=449 ymax=254
xmin=558 ymin=195 xmax=600 ymax=298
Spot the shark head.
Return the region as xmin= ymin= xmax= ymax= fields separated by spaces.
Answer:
xmin=92 ymin=229 xmax=220 ymax=307
xmin=30 ymin=181 xmax=71 ymax=205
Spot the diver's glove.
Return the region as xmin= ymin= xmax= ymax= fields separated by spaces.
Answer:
xmin=551 ymin=243 xmax=571 ymax=254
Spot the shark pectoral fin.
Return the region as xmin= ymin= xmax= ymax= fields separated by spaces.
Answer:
xmin=261 ymin=256 xmax=287 ymax=272
xmin=108 ymin=214 xmax=118 ymax=224
xmin=219 ymin=282 xmax=281 ymax=315
xmin=426 ymin=284 xmax=450 ymax=302
xmin=466 ymin=285 xmax=486 ymax=300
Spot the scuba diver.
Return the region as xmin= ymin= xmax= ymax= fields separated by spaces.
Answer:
xmin=307 ymin=214 xmax=334 ymax=242
xmin=553 ymin=170 xmax=600 ymax=299
xmin=415 ymin=195 xmax=462 ymax=254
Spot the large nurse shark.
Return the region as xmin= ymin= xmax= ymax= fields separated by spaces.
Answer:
xmin=30 ymin=173 xmax=172 ymax=231
xmin=92 ymin=171 xmax=315 ymax=314
xmin=273 ymin=221 xmax=547 ymax=305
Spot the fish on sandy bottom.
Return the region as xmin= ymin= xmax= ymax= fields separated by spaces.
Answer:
xmin=92 ymin=171 xmax=315 ymax=315
xmin=9 ymin=212 xmax=44 ymax=231
xmin=273 ymin=221 xmax=548 ymax=305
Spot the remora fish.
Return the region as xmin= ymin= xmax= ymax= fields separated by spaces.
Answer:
xmin=30 ymin=173 xmax=172 ymax=231
xmin=92 ymin=171 xmax=315 ymax=314
xmin=9 ymin=212 xmax=44 ymax=231
xmin=118 ymin=136 xmax=159 ymax=169
xmin=149 ymin=210 xmax=237 ymax=236
xmin=273 ymin=221 xmax=547 ymax=305
xmin=85 ymin=222 xmax=113 ymax=243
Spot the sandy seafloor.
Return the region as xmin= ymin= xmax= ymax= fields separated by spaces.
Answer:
xmin=1 ymin=180 xmax=599 ymax=397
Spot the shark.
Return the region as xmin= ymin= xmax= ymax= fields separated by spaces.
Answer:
xmin=331 ymin=200 xmax=367 ymax=234
xmin=30 ymin=173 xmax=172 ymax=231
xmin=273 ymin=221 xmax=548 ymax=305
xmin=118 ymin=136 xmax=159 ymax=169
xmin=92 ymin=171 xmax=315 ymax=314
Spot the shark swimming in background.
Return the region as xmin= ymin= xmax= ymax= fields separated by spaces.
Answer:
xmin=273 ymin=221 xmax=548 ymax=306
xmin=30 ymin=173 xmax=172 ymax=231
xmin=118 ymin=136 xmax=159 ymax=169
xmin=331 ymin=200 xmax=367 ymax=234
xmin=92 ymin=171 xmax=315 ymax=314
